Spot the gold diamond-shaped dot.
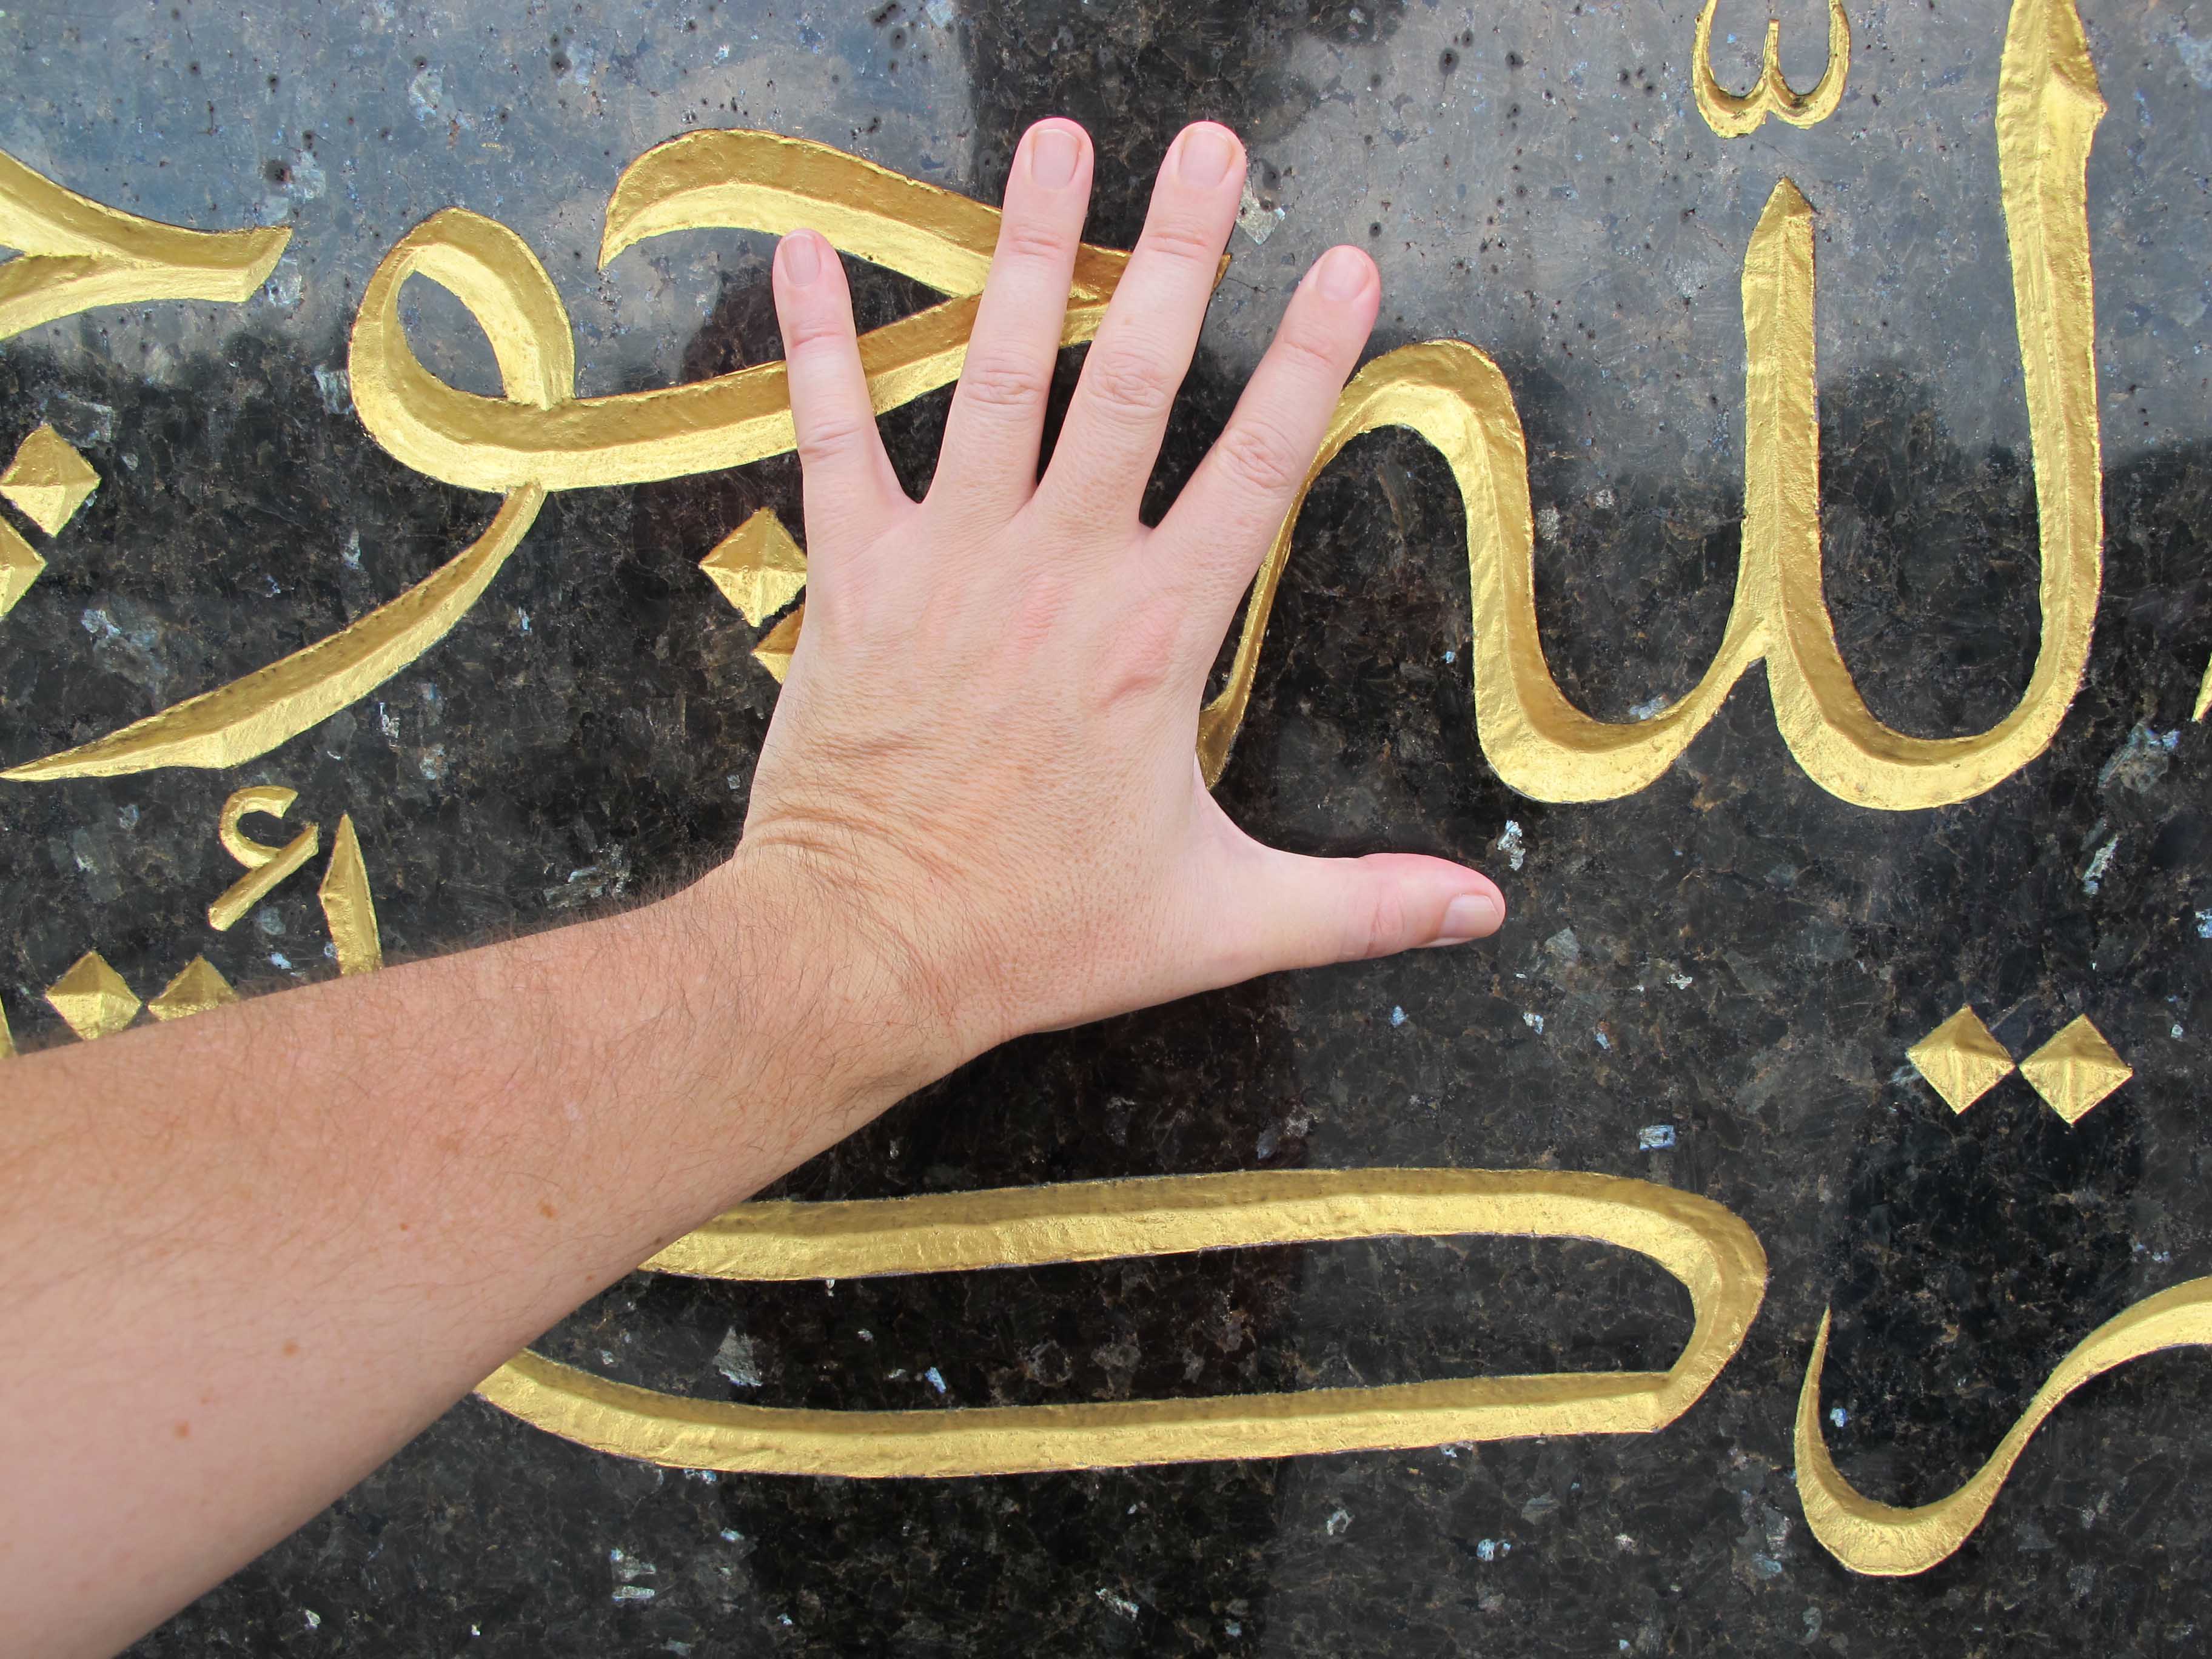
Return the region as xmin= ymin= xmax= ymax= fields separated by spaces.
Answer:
xmin=2020 ymin=1016 xmax=2133 ymax=1125
xmin=752 ymin=601 xmax=805 ymax=684
xmin=45 ymin=951 xmax=141 ymax=1041
xmin=0 ymin=514 xmax=46 ymax=618
xmin=148 ymin=956 xmax=240 ymax=1022
xmin=1908 ymin=1005 xmax=2016 ymax=1114
xmin=0 ymin=424 xmax=99 ymax=535
xmin=701 ymin=508 xmax=807 ymax=626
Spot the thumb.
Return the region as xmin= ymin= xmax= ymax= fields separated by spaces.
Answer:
xmin=1223 ymin=848 xmax=1506 ymax=977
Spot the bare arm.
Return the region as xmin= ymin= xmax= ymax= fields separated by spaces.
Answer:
xmin=0 ymin=118 xmax=1503 ymax=1658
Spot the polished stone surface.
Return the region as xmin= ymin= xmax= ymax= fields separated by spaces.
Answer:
xmin=5 ymin=0 xmax=2212 ymax=1652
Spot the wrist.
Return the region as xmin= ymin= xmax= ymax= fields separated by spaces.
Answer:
xmin=666 ymin=842 xmax=968 ymax=1155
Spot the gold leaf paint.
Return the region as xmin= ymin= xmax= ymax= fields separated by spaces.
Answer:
xmin=0 ymin=146 xmax=289 ymax=344
xmin=1796 ymin=1281 xmax=2212 ymax=1575
xmin=1692 ymin=0 xmax=1850 ymax=138
xmin=5 ymin=133 xmax=1144 ymax=782
xmin=4 ymin=488 xmax=545 ymax=780
xmin=44 ymin=950 xmax=139 ymax=1041
xmin=206 ymin=786 xmax=321 ymax=931
xmin=2019 ymin=1014 xmax=2131 ymax=1124
xmin=1203 ymin=0 xmax=2103 ymax=813
xmin=318 ymin=814 xmax=384 ymax=977
xmin=0 ymin=423 xmax=98 ymax=535
xmin=751 ymin=602 xmax=803 ymax=685
xmin=1906 ymin=1007 xmax=2016 ymax=1114
xmin=147 ymin=956 xmax=240 ymax=1022
xmin=477 ymin=1168 xmax=1767 ymax=1478
xmin=700 ymin=508 xmax=807 ymax=626
xmin=0 ymin=514 xmax=46 ymax=619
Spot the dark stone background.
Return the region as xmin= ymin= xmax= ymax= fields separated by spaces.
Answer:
xmin=3 ymin=0 xmax=2211 ymax=1652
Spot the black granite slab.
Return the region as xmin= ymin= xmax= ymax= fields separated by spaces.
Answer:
xmin=5 ymin=0 xmax=2212 ymax=1652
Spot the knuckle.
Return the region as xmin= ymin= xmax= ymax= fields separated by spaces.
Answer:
xmin=994 ymin=216 xmax=1073 ymax=269
xmin=957 ymin=353 xmax=1050 ymax=414
xmin=796 ymin=411 xmax=875 ymax=468
xmin=1140 ymin=215 xmax=1224 ymax=268
xmin=1084 ymin=349 xmax=1178 ymax=424
xmin=780 ymin=309 xmax=853 ymax=355
xmin=1349 ymin=881 xmax=1409 ymax=961
xmin=1211 ymin=420 xmax=1306 ymax=498
xmin=1269 ymin=320 xmax=1344 ymax=380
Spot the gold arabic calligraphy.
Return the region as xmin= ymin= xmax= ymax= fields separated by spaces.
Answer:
xmin=1 ymin=0 xmax=2190 ymax=1583
xmin=0 ymin=2 xmax=2106 ymax=812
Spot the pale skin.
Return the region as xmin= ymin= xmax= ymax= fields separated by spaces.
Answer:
xmin=0 ymin=119 xmax=1504 ymax=1658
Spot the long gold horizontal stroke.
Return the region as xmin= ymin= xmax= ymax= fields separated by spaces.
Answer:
xmin=0 ymin=147 xmax=289 ymax=343
xmin=476 ymin=1168 xmax=1768 ymax=1478
xmin=1795 ymin=1279 xmax=2212 ymax=1575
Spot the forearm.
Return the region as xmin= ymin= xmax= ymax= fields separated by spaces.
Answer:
xmin=0 ymin=853 xmax=907 ymax=1658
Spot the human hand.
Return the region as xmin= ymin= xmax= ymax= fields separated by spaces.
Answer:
xmin=716 ymin=116 xmax=1505 ymax=1094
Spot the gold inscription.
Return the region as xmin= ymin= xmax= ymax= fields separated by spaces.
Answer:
xmin=1694 ymin=0 xmax=1851 ymax=138
xmin=147 ymin=956 xmax=240 ymax=1022
xmin=44 ymin=950 xmax=140 ymax=1041
xmin=1908 ymin=1007 xmax=2016 ymax=1113
xmin=2018 ymin=1014 xmax=2131 ymax=1123
xmin=207 ymin=785 xmax=321 ymax=933
xmin=1201 ymin=0 xmax=2102 ymax=814
xmin=318 ymin=814 xmax=384 ymax=977
xmin=477 ymin=1168 xmax=1766 ymax=1478
xmin=0 ymin=146 xmax=289 ymax=344
xmin=1797 ymin=1281 xmax=2212 ymax=1574
xmin=2 ymin=132 xmax=1136 ymax=782
xmin=700 ymin=507 xmax=808 ymax=627
xmin=0 ymin=423 xmax=97 ymax=536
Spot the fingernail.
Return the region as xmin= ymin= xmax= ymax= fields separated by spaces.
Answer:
xmin=1030 ymin=124 xmax=1082 ymax=189
xmin=779 ymin=231 xmax=821 ymax=286
xmin=1427 ymin=893 xmax=1501 ymax=946
xmin=1316 ymin=245 xmax=1373 ymax=303
xmin=1177 ymin=124 xmax=1238 ymax=187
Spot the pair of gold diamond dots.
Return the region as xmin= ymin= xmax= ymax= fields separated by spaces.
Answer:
xmin=0 ymin=423 xmax=99 ymax=613
xmin=1909 ymin=1007 xmax=2133 ymax=1124
xmin=699 ymin=508 xmax=806 ymax=682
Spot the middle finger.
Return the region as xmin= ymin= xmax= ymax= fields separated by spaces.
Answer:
xmin=1036 ymin=122 xmax=1245 ymax=534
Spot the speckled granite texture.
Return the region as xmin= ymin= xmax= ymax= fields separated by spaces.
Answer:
xmin=5 ymin=0 xmax=2212 ymax=1652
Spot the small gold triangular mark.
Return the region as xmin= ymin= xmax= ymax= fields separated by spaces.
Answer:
xmin=319 ymin=813 xmax=384 ymax=976
xmin=0 ymin=999 xmax=14 ymax=1059
xmin=0 ymin=514 xmax=45 ymax=617
xmin=149 ymin=956 xmax=240 ymax=1022
xmin=0 ymin=424 xmax=99 ymax=535
xmin=2020 ymin=1016 xmax=2133 ymax=1125
xmin=1906 ymin=1005 xmax=2015 ymax=1114
xmin=45 ymin=950 xmax=141 ymax=1041
xmin=700 ymin=508 xmax=807 ymax=626
xmin=752 ymin=602 xmax=805 ymax=684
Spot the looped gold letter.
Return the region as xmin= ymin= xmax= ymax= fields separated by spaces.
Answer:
xmin=1694 ymin=0 xmax=1851 ymax=138
xmin=477 ymin=1168 xmax=1768 ymax=1478
xmin=7 ymin=132 xmax=1133 ymax=780
xmin=1203 ymin=0 xmax=2103 ymax=813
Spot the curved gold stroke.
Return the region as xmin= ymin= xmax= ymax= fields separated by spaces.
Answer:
xmin=1795 ymin=1279 xmax=2212 ymax=1575
xmin=350 ymin=129 xmax=1130 ymax=495
xmin=7 ymin=131 xmax=1136 ymax=780
xmin=1693 ymin=0 xmax=1851 ymax=138
xmin=0 ymin=146 xmax=289 ymax=343
xmin=475 ymin=1168 xmax=1768 ymax=1478
xmin=1201 ymin=0 xmax=2102 ymax=811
